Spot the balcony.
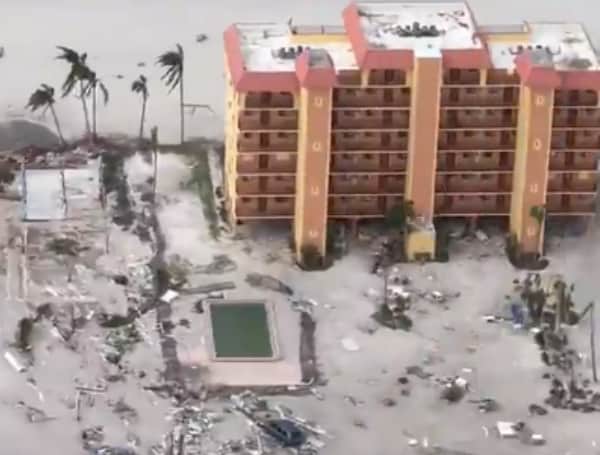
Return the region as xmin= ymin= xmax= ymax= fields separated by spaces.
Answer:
xmin=439 ymin=108 xmax=517 ymax=129
xmin=238 ymin=132 xmax=297 ymax=153
xmin=553 ymin=108 xmax=600 ymax=128
xmin=330 ymin=175 xmax=379 ymax=194
xmin=547 ymin=172 xmax=597 ymax=193
xmin=441 ymin=86 xmax=519 ymax=107
xmin=368 ymin=69 xmax=406 ymax=86
xmin=436 ymin=174 xmax=512 ymax=194
xmin=438 ymin=130 xmax=516 ymax=150
xmin=547 ymin=194 xmax=596 ymax=215
xmin=443 ymin=68 xmax=480 ymax=86
xmin=486 ymin=69 xmax=520 ymax=86
xmin=333 ymin=88 xmax=410 ymax=108
xmin=554 ymin=90 xmax=598 ymax=107
xmin=330 ymin=153 xmax=382 ymax=172
xmin=244 ymin=92 xmax=295 ymax=109
xmin=549 ymin=151 xmax=598 ymax=171
xmin=236 ymin=196 xmax=294 ymax=218
xmin=332 ymin=109 xmax=409 ymax=129
xmin=337 ymin=70 xmax=361 ymax=86
xmin=329 ymin=196 xmax=383 ymax=216
xmin=236 ymin=152 xmax=297 ymax=174
xmin=332 ymin=131 xmax=408 ymax=151
xmin=435 ymin=194 xmax=510 ymax=216
xmin=238 ymin=110 xmax=298 ymax=131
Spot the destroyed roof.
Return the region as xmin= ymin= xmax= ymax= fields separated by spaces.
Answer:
xmin=484 ymin=22 xmax=600 ymax=71
xmin=233 ymin=23 xmax=358 ymax=72
xmin=20 ymin=159 xmax=101 ymax=221
xmin=355 ymin=1 xmax=484 ymax=51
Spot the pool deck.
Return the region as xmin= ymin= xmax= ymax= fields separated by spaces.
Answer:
xmin=180 ymin=296 xmax=302 ymax=387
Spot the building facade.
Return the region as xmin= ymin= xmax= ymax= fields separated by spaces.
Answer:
xmin=223 ymin=2 xmax=600 ymax=261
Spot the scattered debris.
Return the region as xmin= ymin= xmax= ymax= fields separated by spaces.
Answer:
xmin=82 ymin=426 xmax=105 ymax=450
xmin=160 ymin=289 xmax=179 ymax=304
xmin=196 ymin=33 xmax=209 ymax=43
xmin=440 ymin=377 xmax=469 ymax=403
xmin=196 ymin=254 xmax=236 ymax=274
xmin=529 ymin=403 xmax=548 ymax=416
xmin=245 ymin=273 xmax=293 ymax=295
xmin=180 ymin=281 xmax=235 ymax=295
xmin=111 ymin=398 xmax=139 ymax=423
xmin=340 ymin=337 xmax=360 ymax=352
xmin=112 ymin=274 xmax=129 ymax=285
xmin=469 ymin=398 xmax=500 ymax=413
xmin=381 ymin=397 xmax=397 ymax=407
xmin=16 ymin=401 xmax=53 ymax=423
xmin=103 ymin=324 xmax=142 ymax=364
xmin=406 ymin=365 xmax=432 ymax=379
xmin=4 ymin=350 xmax=27 ymax=372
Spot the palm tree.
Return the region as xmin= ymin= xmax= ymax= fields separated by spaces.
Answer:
xmin=84 ymin=72 xmax=109 ymax=138
xmin=131 ymin=75 xmax=149 ymax=140
xmin=157 ymin=44 xmax=184 ymax=144
xmin=26 ymin=84 xmax=66 ymax=145
xmin=56 ymin=46 xmax=94 ymax=136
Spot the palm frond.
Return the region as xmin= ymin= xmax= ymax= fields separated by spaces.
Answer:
xmin=131 ymin=75 xmax=149 ymax=98
xmin=157 ymin=44 xmax=184 ymax=91
xmin=56 ymin=46 xmax=81 ymax=64
xmin=26 ymin=84 xmax=55 ymax=112
xmin=98 ymin=81 xmax=109 ymax=105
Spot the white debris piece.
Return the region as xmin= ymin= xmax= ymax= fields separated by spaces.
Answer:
xmin=496 ymin=421 xmax=517 ymax=438
xmin=340 ymin=337 xmax=360 ymax=352
xmin=160 ymin=289 xmax=179 ymax=303
xmin=475 ymin=229 xmax=489 ymax=241
xmin=4 ymin=351 xmax=26 ymax=372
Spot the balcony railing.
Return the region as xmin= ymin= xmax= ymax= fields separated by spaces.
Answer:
xmin=244 ymin=92 xmax=295 ymax=109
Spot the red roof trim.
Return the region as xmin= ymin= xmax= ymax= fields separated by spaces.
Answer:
xmin=343 ymin=3 xmax=369 ymax=68
xmin=295 ymin=52 xmax=337 ymax=89
xmin=224 ymin=25 xmax=246 ymax=86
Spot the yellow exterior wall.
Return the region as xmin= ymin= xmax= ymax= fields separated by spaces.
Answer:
xmin=294 ymin=87 xmax=332 ymax=260
xmin=289 ymin=34 xmax=348 ymax=44
xmin=224 ymin=61 xmax=241 ymax=224
xmin=510 ymin=85 xmax=554 ymax=253
xmin=405 ymin=227 xmax=436 ymax=261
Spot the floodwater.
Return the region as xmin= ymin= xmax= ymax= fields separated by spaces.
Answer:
xmin=1 ymin=0 xmax=598 ymax=144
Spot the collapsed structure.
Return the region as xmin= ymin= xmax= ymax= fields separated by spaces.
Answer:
xmin=223 ymin=1 xmax=600 ymax=262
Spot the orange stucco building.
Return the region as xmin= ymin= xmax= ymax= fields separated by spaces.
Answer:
xmin=223 ymin=1 xmax=600 ymax=261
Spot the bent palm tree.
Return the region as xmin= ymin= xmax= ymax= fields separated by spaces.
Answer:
xmin=157 ymin=44 xmax=184 ymax=144
xmin=26 ymin=84 xmax=66 ymax=145
xmin=56 ymin=46 xmax=94 ymax=136
xmin=131 ymin=75 xmax=149 ymax=140
xmin=84 ymin=72 xmax=109 ymax=138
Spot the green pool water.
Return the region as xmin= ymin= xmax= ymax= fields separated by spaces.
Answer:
xmin=209 ymin=302 xmax=274 ymax=358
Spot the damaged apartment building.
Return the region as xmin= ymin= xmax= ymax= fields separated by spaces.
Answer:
xmin=223 ymin=1 xmax=600 ymax=262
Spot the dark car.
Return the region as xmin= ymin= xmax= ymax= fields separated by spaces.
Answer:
xmin=258 ymin=418 xmax=307 ymax=447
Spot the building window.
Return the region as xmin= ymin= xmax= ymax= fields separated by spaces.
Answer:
xmin=241 ymin=197 xmax=251 ymax=203
xmin=243 ymin=133 xmax=252 ymax=139
xmin=483 ymin=152 xmax=493 ymax=158
xmin=274 ymin=197 xmax=286 ymax=203
xmin=363 ymin=154 xmax=374 ymax=160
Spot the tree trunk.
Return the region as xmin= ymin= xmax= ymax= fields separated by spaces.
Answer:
xmin=139 ymin=97 xmax=147 ymax=140
xmin=79 ymin=81 xmax=91 ymax=137
xmin=92 ymin=85 xmax=97 ymax=139
xmin=179 ymin=73 xmax=184 ymax=145
xmin=49 ymin=105 xmax=66 ymax=145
